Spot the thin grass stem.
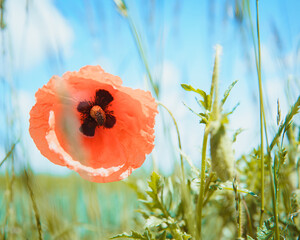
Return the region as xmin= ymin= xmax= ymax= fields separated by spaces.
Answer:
xmin=24 ymin=170 xmax=43 ymax=240
xmin=266 ymin=152 xmax=280 ymax=239
xmin=114 ymin=0 xmax=158 ymax=98
xmin=0 ymin=141 xmax=18 ymax=168
xmin=238 ymin=196 xmax=242 ymax=238
xmin=127 ymin=16 xmax=158 ymax=98
xmin=246 ymin=0 xmax=266 ymax=226
xmin=157 ymin=102 xmax=185 ymax=180
xmin=255 ymin=1 xmax=279 ymax=237
xmin=242 ymin=198 xmax=253 ymax=236
xmin=254 ymin=0 xmax=266 ymax=226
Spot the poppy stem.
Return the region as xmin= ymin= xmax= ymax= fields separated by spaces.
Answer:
xmin=156 ymin=102 xmax=197 ymax=236
xmin=157 ymin=102 xmax=185 ymax=180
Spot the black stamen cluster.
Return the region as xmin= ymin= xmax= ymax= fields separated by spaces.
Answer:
xmin=77 ymin=89 xmax=116 ymax=136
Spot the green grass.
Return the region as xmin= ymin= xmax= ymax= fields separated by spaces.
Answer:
xmin=0 ymin=173 xmax=143 ymax=239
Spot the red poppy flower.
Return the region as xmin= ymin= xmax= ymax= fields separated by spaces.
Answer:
xmin=29 ymin=65 xmax=158 ymax=183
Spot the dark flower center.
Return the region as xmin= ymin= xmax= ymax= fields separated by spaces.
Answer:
xmin=77 ymin=89 xmax=116 ymax=137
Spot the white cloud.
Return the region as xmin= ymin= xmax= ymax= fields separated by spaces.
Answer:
xmin=1 ymin=0 xmax=73 ymax=69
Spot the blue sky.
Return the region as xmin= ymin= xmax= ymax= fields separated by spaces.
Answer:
xmin=0 ymin=0 xmax=299 ymax=175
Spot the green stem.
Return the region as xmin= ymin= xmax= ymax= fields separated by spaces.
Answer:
xmin=0 ymin=0 xmax=5 ymax=29
xmin=127 ymin=16 xmax=159 ymax=98
xmin=157 ymin=102 xmax=185 ymax=180
xmin=196 ymin=128 xmax=209 ymax=240
xmin=233 ymin=179 xmax=243 ymax=239
xmin=155 ymin=191 xmax=183 ymax=240
xmin=297 ymin=160 xmax=300 ymax=189
xmin=242 ymin=198 xmax=253 ymax=236
xmin=157 ymin=196 xmax=170 ymax=218
xmin=254 ymin=0 xmax=265 ymax=227
xmin=0 ymin=141 xmax=18 ymax=168
xmin=255 ymin=1 xmax=279 ymax=238
xmin=267 ymin=153 xmax=280 ymax=239
xmin=263 ymin=92 xmax=282 ymax=239
xmin=157 ymin=102 xmax=197 ymax=236
xmin=195 ymin=45 xmax=220 ymax=239
xmin=25 ymin=170 xmax=43 ymax=240
xmin=237 ymin=195 xmax=242 ymax=239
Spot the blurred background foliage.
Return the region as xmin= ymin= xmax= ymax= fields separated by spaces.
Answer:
xmin=0 ymin=0 xmax=300 ymax=239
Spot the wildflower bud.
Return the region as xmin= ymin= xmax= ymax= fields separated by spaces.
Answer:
xmin=210 ymin=122 xmax=235 ymax=181
xmin=114 ymin=0 xmax=128 ymax=17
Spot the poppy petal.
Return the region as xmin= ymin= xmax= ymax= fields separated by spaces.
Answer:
xmin=62 ymin=65 xmax=123 ymax=88
xmin=79 ymin=116 xmax=98 ymax=137
xmin=77 ymin=101 xmax=93 ymax=114
xmin=29 ymin=78 xmax=67 ymax=166
xmin=45 ymin=110 xmax=128 ymax=182
xmin=94 ymin=89 xmax=114 ymax=109
xmin=104 ymin=113 xmax=116 ymax=128
xmin=111 ymin=88 xmax=157 ymax=169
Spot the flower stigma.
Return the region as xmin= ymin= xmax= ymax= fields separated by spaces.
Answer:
xmin=90 ymin=105 xmax=106 ymax=126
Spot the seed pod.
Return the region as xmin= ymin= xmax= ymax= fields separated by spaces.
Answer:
xmin=210 ymin=122 xmax=235 ymax=181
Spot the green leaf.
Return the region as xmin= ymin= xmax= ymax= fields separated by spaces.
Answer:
xmin=144 ymin=228 xmax=153 ymax=240
xmin=223 ymin=103 xmax=240 ymax=118
xmin=197 ymin=94 xmax=210 ymax=110
xmin=148 ymin=172 xmax=161 ymax=195
xmin=233 ymin=128 xmax=243 ymax=142
xmin=136 ymin=209 xmax=150 ymax=219
xmin=181 ymin=84 xmax=194 ymax=91
xmin=219 ymin=182 xmax=257 ymax=197
xmin=157 ymin=231 xmax=167 ymax=240
xmin=247 ymin=236 xmax=255 ymax=240
xmin=111 ymin=230 xmax=146 ymax=239
xmin=181 ymin=84 xmax=207 ymax=99
xmin=256 ymin=219 xmax=275 ymax=240
xmin=145 ymin=216 xmax=165 ymax=228
xmin=221 ymin=80 xmax=238 ymax=106
xmin=140 ymin=198 xmax=161 ymax=210
xmin=182 ymin=102 xmax=208 ymax=123
xmin=199 ymin=100 xmax=207 ymax=110
xmin=200 ymin=119 xmax=208 ymax=124
xmin=146 ymin=190 xmax=157 ymax=200
xmin=126 ymin=181 xmax=147 ymax=201
xmin=182 ymin=233 xmax=192 ymax=240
